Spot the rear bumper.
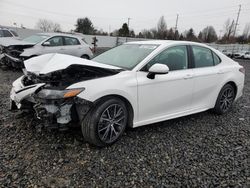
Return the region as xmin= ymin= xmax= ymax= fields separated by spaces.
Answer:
xmin=235 ymin=83 xmax=244 ymax=101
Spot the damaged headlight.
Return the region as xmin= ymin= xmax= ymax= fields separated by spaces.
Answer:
xmin=36 ymin=88 xmax=85 ymax=99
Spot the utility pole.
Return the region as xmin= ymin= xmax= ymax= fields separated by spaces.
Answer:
xmin=127 ymin=18 xmax=131 ymax=29
xmin=126 ymin=17 xmax=131 ymax=41
xmin=175 ymin=14 xmax=179 ymax=32
xmin=174 ymin=14 xmax=179 ymax=40
xmin=233 ymin=4 xmax=241 ymax=37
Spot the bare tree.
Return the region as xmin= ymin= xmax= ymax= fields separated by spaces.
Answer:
xmin=200 ymin=26 xmax=218 ymax=43
xmin=36 ymin=19 xmax=61 ymax=32
xmin=157 ymin=16 xmax=167 ymax=39
xmin=223 ymin=18 xmax=235 ymax=41
xmin=53 ymin=23 xmax=61 ymax=32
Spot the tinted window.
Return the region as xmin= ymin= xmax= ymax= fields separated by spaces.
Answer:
xmin=3 ymin=30 xmax=13 ymax=37
xmin=93 ymin=44 xmax=158 ymax=70
xmin=10 ymin=30 xmax=18 ymax=37
xmin=0 ymin=30 xmax=3 ymax=37
xmin=144 ymin=45 xmax=188 ymax=71
xmin=64 ymin=37 xmax=80 ymax=45
xmin=213 ymin=52 xmax=221 ymax=65
xmin=47 ymin=36 xmax=63 ymax=46
xmin=192 ymin=46 xmax=214 ymax=68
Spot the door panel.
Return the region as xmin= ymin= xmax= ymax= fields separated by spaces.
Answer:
xmin=41 ymin=36 xmax=64 ymax=54
xmin=192 ymin=67 xmax=224 ymax=109
xmin=62 ymin=37 xmax=82 ymax=56
xmin=137 ymin=70 xmax=194 ymax=123
xmin=190 ymin=45 xmax=224 ymax=109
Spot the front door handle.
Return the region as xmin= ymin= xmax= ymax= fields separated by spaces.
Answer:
xmin=183 ymin=74 xmax=193 ymax=79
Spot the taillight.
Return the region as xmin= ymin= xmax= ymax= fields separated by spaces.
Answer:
xmin=239 ymin=67 xmax=245 ymax=74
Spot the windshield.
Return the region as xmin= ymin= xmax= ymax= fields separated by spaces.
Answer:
xmin=22 ymin=34 xmax=49 ymax=44
xmin=92 ymin=44 xmax=159 ymax=70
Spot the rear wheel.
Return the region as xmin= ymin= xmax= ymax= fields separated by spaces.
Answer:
xmin=81 ymin=98 xmax=128 ymax=147
xmin=213 ymin=84 xmax=235 ymax=114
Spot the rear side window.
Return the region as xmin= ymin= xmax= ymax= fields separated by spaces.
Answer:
xmin=64 ymin=37 xmax=80 ymax=45
xmin=212 ymin=52 xmax=221 ymax=65
xmin=192 ymin=46 xmax=214 ymax=68
xmin=3 ymin=30 xmax=13 ymax=37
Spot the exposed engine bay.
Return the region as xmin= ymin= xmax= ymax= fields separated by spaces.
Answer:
xmin=9 ymin=53 xmax=122 ymax=130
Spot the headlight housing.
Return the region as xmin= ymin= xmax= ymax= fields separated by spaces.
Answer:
xmin=36 ymin=88 xmax=85 ymax=99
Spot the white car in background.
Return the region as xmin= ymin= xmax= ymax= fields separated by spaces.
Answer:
xmin=233 ymin=51 xmax=250 ymax=59
xmin=0 ymin=28 xmax=19 ymax=38
xmin=10 ymin=41 xmax=245 ymax=147
xmin=0 ymin=32 xmax=93 ymax=68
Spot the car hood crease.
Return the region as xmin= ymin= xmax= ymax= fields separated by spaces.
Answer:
xmin=24 ymin=53 xmax=121 ymax=75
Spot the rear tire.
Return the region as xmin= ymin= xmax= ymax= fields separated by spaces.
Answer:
xmin=81 ymin=98 xmax=128 ymax=147
xmin=213 ymin=84 xmax=235 ymax=115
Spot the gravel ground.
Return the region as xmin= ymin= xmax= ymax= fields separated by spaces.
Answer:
xmin=0 ymin=59 xmax=249 ymax=187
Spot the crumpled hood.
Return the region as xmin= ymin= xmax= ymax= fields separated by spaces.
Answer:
xmin=24 ymin=53 xmax=121 ymax=75
xmin=0 ymin=37 xmax=35 ymax=47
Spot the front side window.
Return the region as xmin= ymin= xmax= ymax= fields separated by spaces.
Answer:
xmin=192 ymin=46 xmax=214 ymax=68
xmin=46 ymin=36 xmax=63 ymax=46
xmin=0 ymin=30 xmax=4 ymax=37
xmin=93 ymin=44 xmax=158 ymax=70
xmin=64 ymin=37 xmax=80 ymax=45
xmin=143 ymin=45 xmax=188 ymax=71
xmin=3 ymin=30 xmax=13 ymax=37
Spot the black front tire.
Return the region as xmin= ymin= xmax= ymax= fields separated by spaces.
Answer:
xmin=213 ymin=84 xmax=235 ymax=115
xmin=81 ymin=98 xmax=128 ymax=147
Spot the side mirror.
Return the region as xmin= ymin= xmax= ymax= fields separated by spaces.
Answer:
xmin=42 ymin=41 xmax=50 ymax=46
xmin=147 ymin=63 xmax=169 ymax=79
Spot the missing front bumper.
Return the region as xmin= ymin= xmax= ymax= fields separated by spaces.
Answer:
xmin=33 ymin=97 xmax=93 ymax=129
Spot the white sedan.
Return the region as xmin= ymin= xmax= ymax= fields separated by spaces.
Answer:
xmin=10 ymin=41 xmax=245 ymax=146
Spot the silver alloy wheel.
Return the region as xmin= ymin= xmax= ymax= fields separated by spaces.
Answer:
xmin=97 ymin=104 xmax=126 ymax=143
xmin=220 ymin=87 xmax=234 ymax=112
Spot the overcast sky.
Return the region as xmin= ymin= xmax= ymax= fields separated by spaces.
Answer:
xmin=0 ymin=0 xmax=249 ymax=36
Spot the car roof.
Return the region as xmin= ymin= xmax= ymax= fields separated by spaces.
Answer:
xmin=126 ymin=40 xmax=209 ymax=48
xmin=36 ymin=32 xmax=84 ymax=39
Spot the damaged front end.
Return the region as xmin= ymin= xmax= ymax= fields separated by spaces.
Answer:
xmin=33 ymin=89 xmax=92 ymax=130
xmin=3 ymin=44 xmax=34 ymax=68
xmin=10 ymin=53 xmax=122 ymax=130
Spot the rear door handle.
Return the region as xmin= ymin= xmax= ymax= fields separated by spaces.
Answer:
xmin=183 ymin=74 xmax=193 ymax=79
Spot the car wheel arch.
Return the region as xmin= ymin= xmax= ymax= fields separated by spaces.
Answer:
xmin=93 ymin=94 xmax=134 ymax=128
xmin=81 ymin=54 xmax=90 ymax=59
xmin=224 ymin=81 xmax=237 ymax=98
